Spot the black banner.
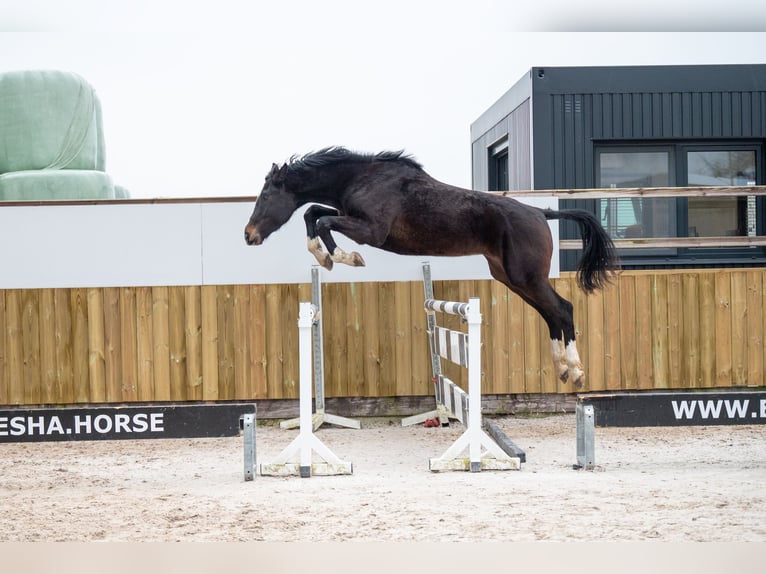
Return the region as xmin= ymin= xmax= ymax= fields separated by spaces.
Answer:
xmin=579 ymin=391 xmax=766 ymax=427
xmin=0 ymin=403 xmax=255 ymax=443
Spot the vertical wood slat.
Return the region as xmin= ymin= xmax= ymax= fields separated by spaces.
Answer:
xmin=70 ymin=288 xmax=88 ymax=402
xmin=682 ymin=273 xmax=700 ymax=388
xmin=730 ymin=271 xmax=748 ymax=385
xmin=39 ymin=289 xmax=56 ymax=404
xmin=103 ymin=287 xmax=121 ymax=402
xmin=746 ymin=270 xmax=763 ymax=387
xmin=201 ymin=285 xmax=219 ymax=400
xmin=715 ymin=272 xmax=733 ymax=386
xmin=151 ymin=286 xmax=170 ymax=401
xmin=87 ymin=288 xmax=105 ymax=402
xmin=698 ymin=273 xmax=716 ymax=388
xmin=136 ymin=287 xmax=154 ymax=401
xmin=409 ymin=279 xmax=430 ymax=396
xmin=393 ymin=281 xmax=413 ymax=396
xmin=168 ymin=286 xmax=187 ymax=401
xmin=21 ymin=290 xmax=40 ymax=404
xmin=120 ymin=287 xmax=138 ymax=402
xmin=185 ymin=286 xmax=203 ymax=400
xmin=6 ymin=290 xmax=23 ymax=404
xmin=54 ymin=289 xmax=74 ymax=403
xmin=0 ymin=291 xmax=5 ymax=404
xmin=249 ymin=284 xmax=267 ymax=399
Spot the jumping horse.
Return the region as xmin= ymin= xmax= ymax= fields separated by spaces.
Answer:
xmin=244 ymin=147 xmax=618 ymax=387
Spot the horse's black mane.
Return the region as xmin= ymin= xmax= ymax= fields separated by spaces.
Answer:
xmin=287 ymin=146 xmax=423 ymax=174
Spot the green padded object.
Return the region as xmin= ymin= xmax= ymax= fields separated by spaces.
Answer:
xmin=0 ymin=69 xmax=127 ymax=200
xmin=0 ymin=170 xmax=115 ymax=201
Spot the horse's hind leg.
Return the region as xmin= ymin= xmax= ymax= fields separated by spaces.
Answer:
xmin=488 ymin=258 xmax=584 ymax=387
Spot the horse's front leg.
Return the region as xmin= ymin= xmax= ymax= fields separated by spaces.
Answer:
xmin=315 ymin=215 xmax=392 ymax=268
xmin=304 ymin=205 xmax=340 ymax=270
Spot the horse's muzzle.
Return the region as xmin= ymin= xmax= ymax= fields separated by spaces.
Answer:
xmin=244 ymin=225 xmax=262 ymax=246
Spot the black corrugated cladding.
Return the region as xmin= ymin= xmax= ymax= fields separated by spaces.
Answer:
xmin=518 ymin=64 xmax=766 ymax=270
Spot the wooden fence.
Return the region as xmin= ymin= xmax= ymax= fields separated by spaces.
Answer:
xmin=1 ymin=267 xmax=765 ymax=406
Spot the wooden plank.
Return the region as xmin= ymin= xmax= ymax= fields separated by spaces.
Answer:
xmin=409 ymin=279 xmax=431 ymax=396
xmin=39 ymin=289 xmax=57 ymax=404
xmin=151 ymin=286 xmax=171 ymax=401
xmin=54 ymin=289 xmax=74 ymax=404
xmin=0 ymin=291 xmax=5 ymax=404
xmin=217 ymin=285 xmax=236 ymax=399
xmin=69 ymin=289 xmax=89 ymax=402
xmin=377 ymin=282 xmax=396 ymax=397
xmin=393 ymin=281 xmax=413 ymax=396
xmin=618 ymin=275 xmax=637 ymax=390
xmin=681 ymin=273 xmax=701 ymax=388
xmin=279 ymin=284 xmax=299 ymax=399
xmin=168 ymin=286 xmax=187 ymax=401
xmin=561 ymin=236 xmax=766 ymax=250
xmin=185 ymin=285 xmax=203 ymax=400
xmin=651 ymin=274 xmax=669 ymax=389
xmin=346 ymin=283 xmax=367 ymax=396
xmin=498 ymin=184 xmax=766 ymax=199
xmin=248 ymin=284 xmax=267 ymax=399
xmin=6 ymin=290 xmax=23 ymax=404
xmin=200 ymin=285 xmax=219 ymax=400
xmin=136 ymin=287 xmax=155 ymax=401
xmin=523 ymin=295 xmax=542 ymax=394
xmin=602 ymin=281 xmax=621 ymax=391
xmin=490 ymin=281 xmax=510 ymax=394
xmin=634 ymin=274 xmax=653 ymax=390
xmin=507 ymin=288 xmax=525 ymax=393
xmin=86 ymin=289 xmax=106 ymax=402
xmin=361 ymin=281 xmax=381 ymax=398
xmin=746 ymin=270 xmax=764 ymax=387
xmin=324 ymin=282 xmax=348 ymax=398
xmin=120 ymin=287 xmax=138 ymax=402
xmin=698 ymin=273 xmax=716 ymax=388
xmin=21 ymin=290 xmax=41 ymax=404
xmin=585 ymin=285 xmax=606 ymax=392
xmin=729 ymin=271 xmax=748 ymax=386
xmin=103 ymin=287 xmax=121 ymax=402
xmin=714 ymin=272 xmax=733 ymax=387
xmin=666 ymin=273 xmax=683 ymax=388
xmin=232 ymin=284 xmax=250 ymax=400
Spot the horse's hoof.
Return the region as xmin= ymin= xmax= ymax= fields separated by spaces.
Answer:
xmin=320 ymin=255 xmax=333 ymax=270
xmin=559 ymin=370 xmax=569 ymax=383
xmin=350 ymin=252 xmax=366 ymax=267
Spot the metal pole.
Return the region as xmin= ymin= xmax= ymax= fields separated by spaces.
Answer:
xmin=311 ymin=266 xmax=325 ymax=413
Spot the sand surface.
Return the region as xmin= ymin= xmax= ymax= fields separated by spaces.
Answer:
xmin=1 ymin=414 xmax=764 ymax=542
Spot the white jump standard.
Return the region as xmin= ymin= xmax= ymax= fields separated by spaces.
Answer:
xmin=259 ymin=302 xmax=353 ymax=477
xmin=279 ymin=267 xmax=360 ymax=432
xmin=423 ymin=297 xmax=520 ymax=472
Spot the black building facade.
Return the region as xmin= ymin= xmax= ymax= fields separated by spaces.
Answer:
xmin=471 ymin=64 xmax=766 ymax=270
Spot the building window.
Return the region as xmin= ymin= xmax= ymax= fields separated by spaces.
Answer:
xmin=686 ymin=149 xmax=757 ymax=237
xmin=597 ymin=148 xmax=676 ymax=239
xmin=488 ymin=139 xmax=509 ymax=191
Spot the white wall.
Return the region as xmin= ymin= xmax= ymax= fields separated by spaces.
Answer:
xmin=0 ymin=197 xmax=558 ymax=289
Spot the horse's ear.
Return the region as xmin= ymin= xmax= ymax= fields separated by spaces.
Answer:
xmin=274 ymin=163 xmax=288 ymax=185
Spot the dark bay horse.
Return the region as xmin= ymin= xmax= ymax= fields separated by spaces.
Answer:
xmin=244 ymin=147 xmax=618 ymax=387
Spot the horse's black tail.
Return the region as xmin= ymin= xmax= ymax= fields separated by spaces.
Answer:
xmin=543 ymin=208 xmax=619 ymax=293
